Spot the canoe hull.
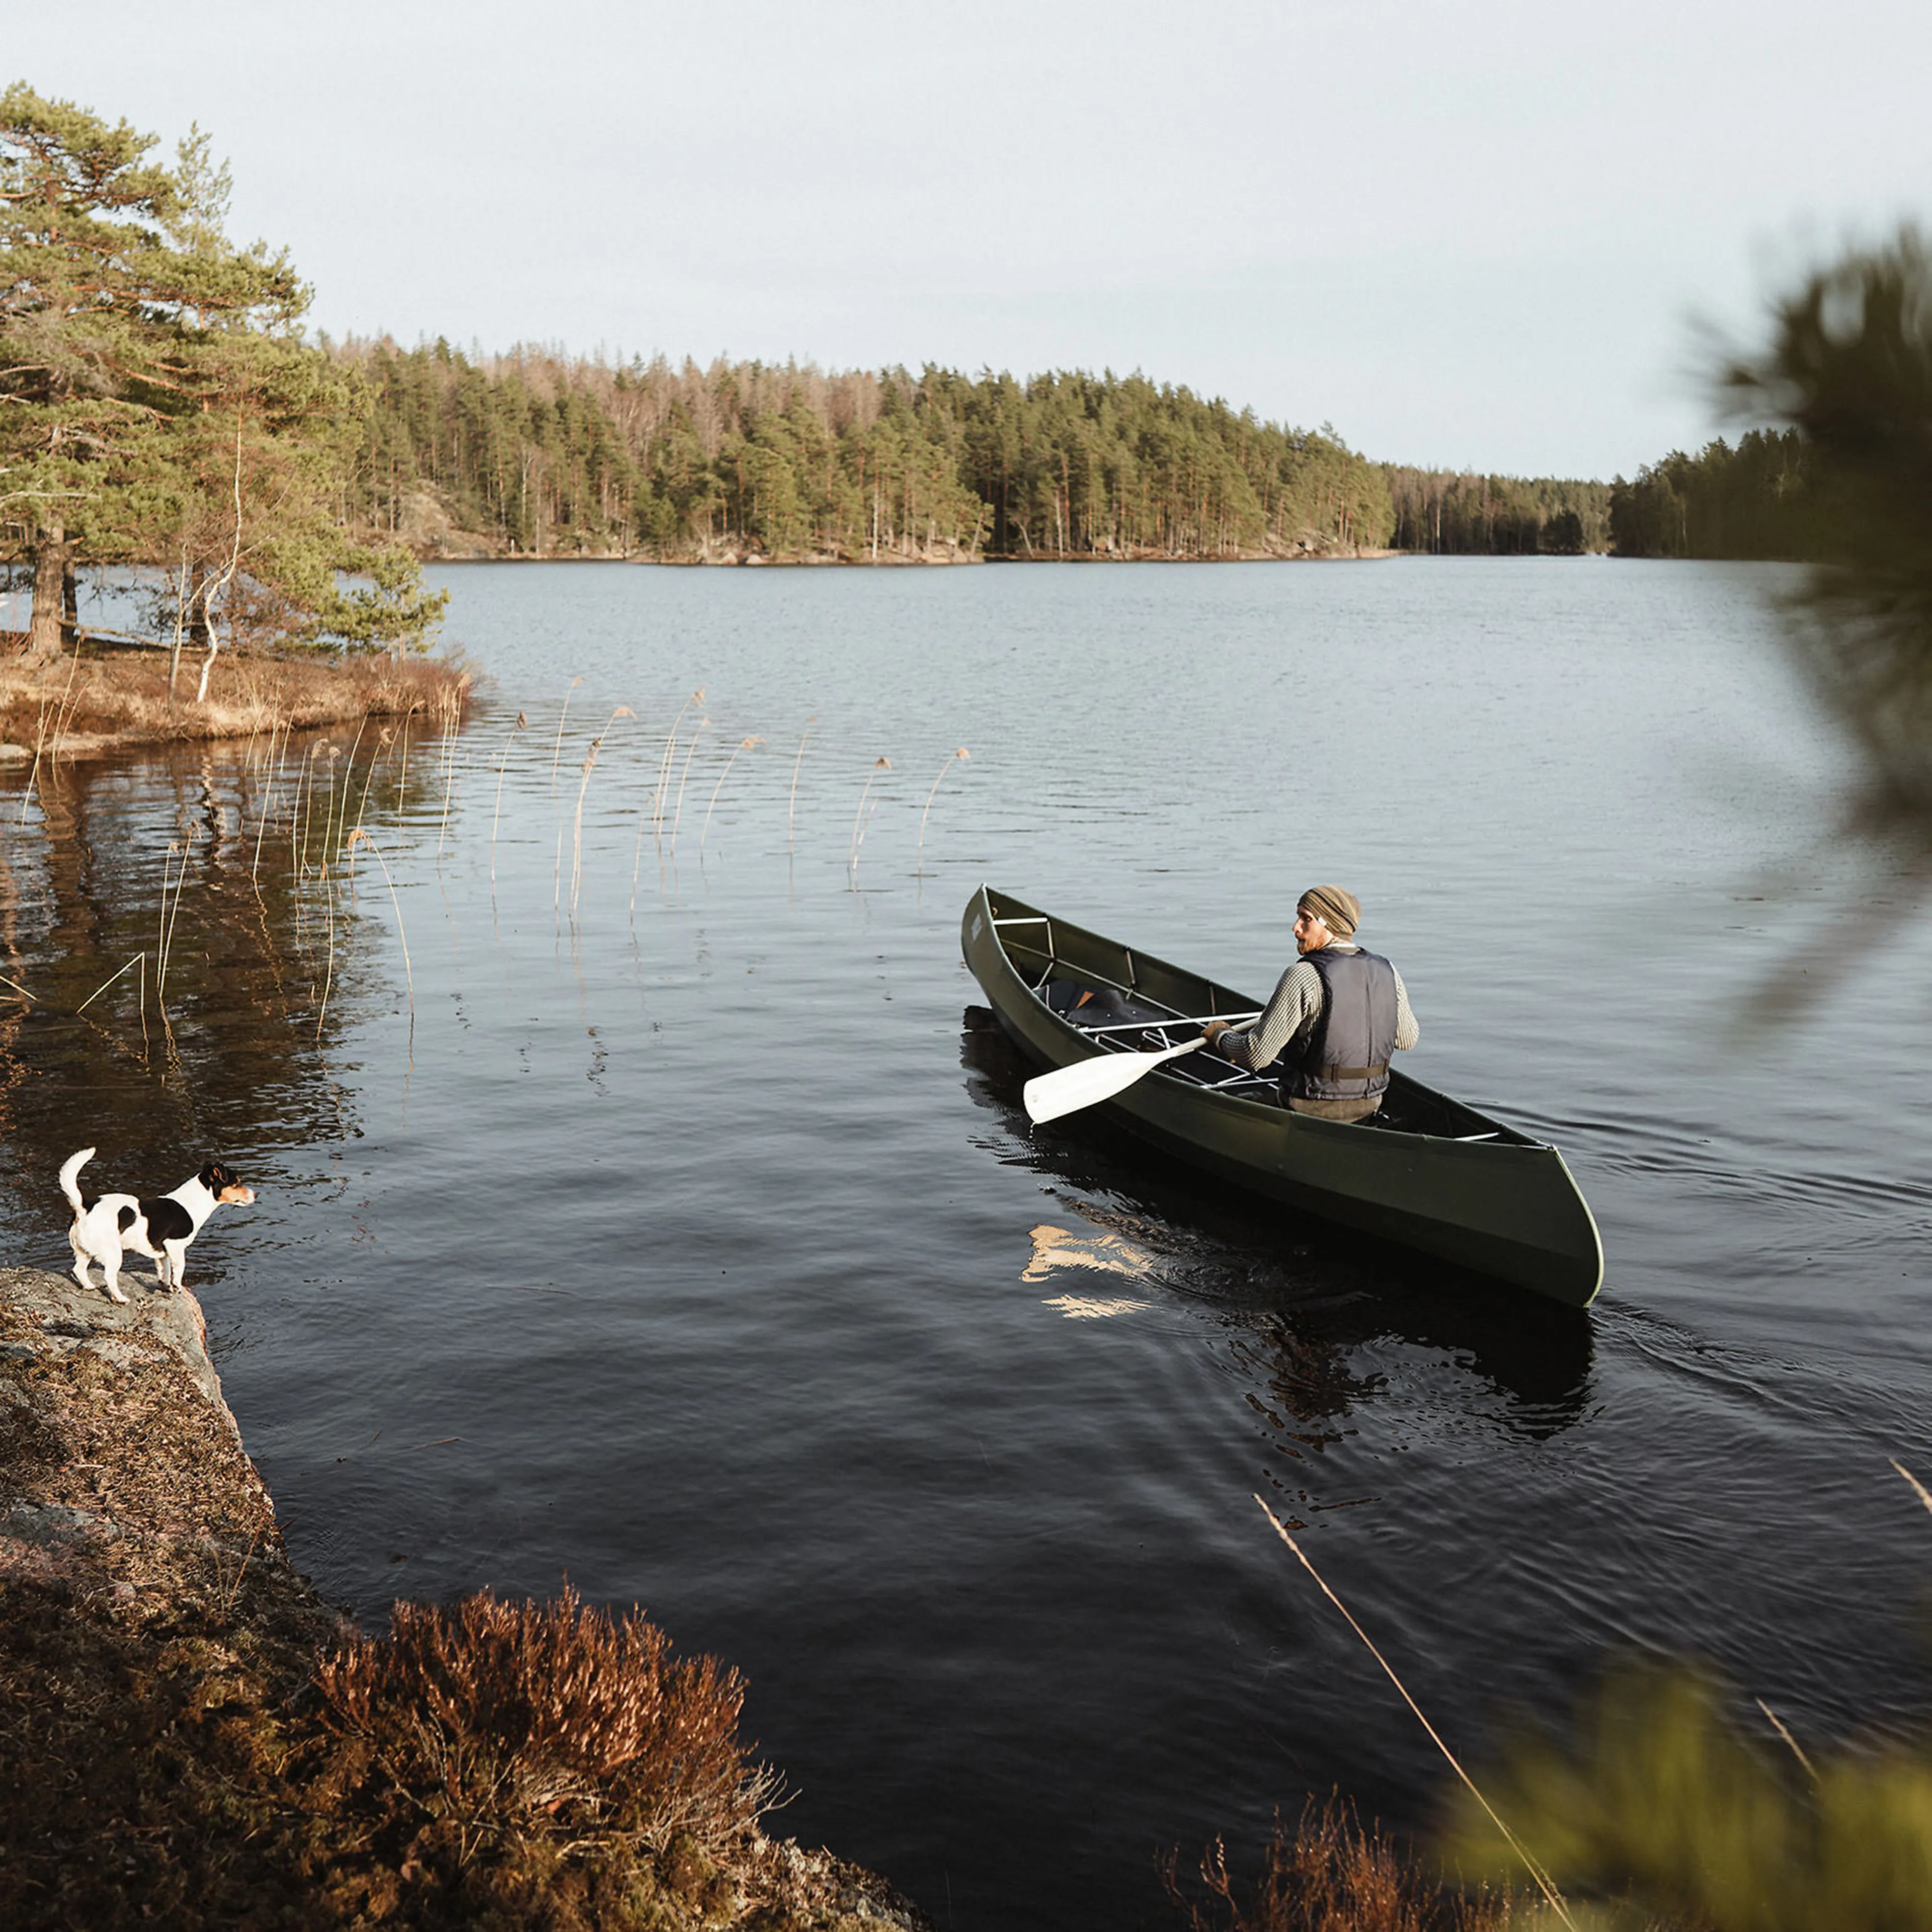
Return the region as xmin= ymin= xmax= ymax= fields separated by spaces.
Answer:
xmin=962 ymin=886 xmax=1603 ymax=1308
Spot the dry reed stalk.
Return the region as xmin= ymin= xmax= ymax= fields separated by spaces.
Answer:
xmin=164 ymin=835 xmax=194 ymax=989
xmin=75 ymin=951 xmax=144 ymax=1016
xmin=1755 ymin=1698 xmax=1821 ymax=1787
xmin=666 ymin=717 xmax=709 ymax=858
xmin=47 ymin=630 xmax=85 ymax=766
xmin=491 ymin=711 xmax=528 ymax=887
xmin=292 ymin=743 xmax=322 ymax=877
xmin=0 ymin=970 xmax=32 ymax=1003
xmin=335 ymin=714 xmax=371 ymax=857
xmin=569 ymin=708 xmax=634 ymax=914
xmin=549 ymin=683 xmax=589 ymax=912
xmin=1891 ymin=1457 xmax=1932 ymax=1517
xmin=787 ymin=718 xmax=816 ymax=852
xmin=916 ymin=747 xmax=970 ymax=870
xmin=550 ymin=677 xmax=585 ymax=799
xmin=356 ymin=728 xmax=390 ymax=836
xmin=435 ymin=693 xmax=463 ymax=861
xmin=1252 ymin=1495 xmax=1578 ymax=1931
xmin=19 ymin=637 xmax=81 ymax=823
xmin=847 ymin=757 xmax=891 ymax=881
xmin=18 ymin=704 xmax=45 ymax=826
xmin=394 ymin=707 xmax=414 ymax=816
xmin=346 ymin=827 xmax=415 ymax=1044
xmin=700 ymin=737 xmax=764 ymax=850
xmin=154 ymin=844 xmax=177 ymax=996
xmin=320 ymin=746 xmax=343 ymax=872
xmin=155 ymin=833 xmax=196 ymax=1013
xmin=652 ymin=687 xmax=703 ymax=843
xmin=316 ymin=863 xmax=336 ymax=1041
xmin=252 ymin=719 xmax=288 ymax=887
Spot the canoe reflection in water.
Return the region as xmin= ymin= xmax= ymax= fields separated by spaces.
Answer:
xmin=961 ymin=1005 xmax=1594 ymax=1441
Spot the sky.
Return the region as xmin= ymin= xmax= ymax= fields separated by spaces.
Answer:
xmin=10 ymin=0 xmax=1929 ymax=477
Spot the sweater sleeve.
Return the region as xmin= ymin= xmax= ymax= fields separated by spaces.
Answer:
xmin=1215 ymin=960 xmax=1322 ymax=1071
xmin=1393 ymin=967 xmax=1419 ymax=1051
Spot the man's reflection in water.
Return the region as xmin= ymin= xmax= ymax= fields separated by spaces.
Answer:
xmin=964 ymin=1006 xmax=1595 ymax=1445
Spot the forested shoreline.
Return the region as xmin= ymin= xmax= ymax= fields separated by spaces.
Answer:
xmin=340 ymin=342 xmax=1399 ymax=564
xmin=338 ymin=337 xmax=1623 ymax=565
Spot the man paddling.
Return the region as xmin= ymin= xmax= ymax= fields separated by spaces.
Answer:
xmin=1200 ymin=886 xmax=1418 ymax=1123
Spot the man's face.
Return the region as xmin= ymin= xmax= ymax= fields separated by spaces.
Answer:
xmin=1294 ymin=906 xmax=1332 ymax=954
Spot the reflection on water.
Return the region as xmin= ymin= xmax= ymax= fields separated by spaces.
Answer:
xmin=0 ymin=560 xmax=1929 ymax=1932
xmin=0 ymin=724 xmax=456 ymax=1200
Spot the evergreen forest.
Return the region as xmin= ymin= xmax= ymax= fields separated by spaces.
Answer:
xmin=340 ymin=343 xmax=1399 ymax=563
xmin=340 ymin=338 xmax=1622 ymax=564
xmin=1606 ymin=431 xmax=1818 ymax=558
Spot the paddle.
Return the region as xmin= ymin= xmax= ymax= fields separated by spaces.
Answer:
xmin=1023 ymin=1035 xmax=1210 ymax=1124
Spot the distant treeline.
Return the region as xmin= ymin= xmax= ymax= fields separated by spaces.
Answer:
xmin=1607 ymin=430 xmax=1816 ymax=558
xmin=1382 ymin=468 xmax=1612 ymax=554
xmin=340 ymin=342 xmax=1402 ymax=563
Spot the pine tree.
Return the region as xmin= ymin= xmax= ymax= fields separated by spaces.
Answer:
xmin=0 ymin=85 xmax=445 ymax=676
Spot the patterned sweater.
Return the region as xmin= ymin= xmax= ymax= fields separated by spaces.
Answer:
xmin=1214 ymin=943 xmax=1420 ymax=1073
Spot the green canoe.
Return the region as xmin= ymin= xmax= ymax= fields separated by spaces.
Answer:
xmin=961 ymin=885 xmax=1603 ymax=1308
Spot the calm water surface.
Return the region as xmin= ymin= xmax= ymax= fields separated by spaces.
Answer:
xmin=5 ymin=559 xmax=1930 ymax=1929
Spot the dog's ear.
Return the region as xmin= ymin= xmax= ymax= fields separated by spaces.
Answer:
xmin=202 ymin=1162 xmax=234 ymax=1190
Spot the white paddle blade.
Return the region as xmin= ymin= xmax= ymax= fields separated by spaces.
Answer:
xmin=1023 ymin=1037 xmax=1205 ymax=1124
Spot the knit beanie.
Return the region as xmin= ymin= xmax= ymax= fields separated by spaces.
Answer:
xmin=1299 ymin=886 xmax=1360 ymax=937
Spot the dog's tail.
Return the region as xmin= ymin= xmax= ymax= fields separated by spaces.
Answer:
xmin=59 ymin=1147 xmax=96 ymax=1218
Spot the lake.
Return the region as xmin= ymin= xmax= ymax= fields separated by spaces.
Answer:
xmin=4 ymin=557 xmax=1929 ymax=1929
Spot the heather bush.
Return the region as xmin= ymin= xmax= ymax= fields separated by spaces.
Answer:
xmin=311 ymin=1585 xmax=777 ymax=1886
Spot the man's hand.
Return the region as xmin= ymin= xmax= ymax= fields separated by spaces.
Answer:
xmin=1200 ymin=1020 xmax=1233 ymax=1048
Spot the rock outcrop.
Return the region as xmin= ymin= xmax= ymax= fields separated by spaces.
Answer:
xmin=0 ymin=1265 xmax=927 ymax=1930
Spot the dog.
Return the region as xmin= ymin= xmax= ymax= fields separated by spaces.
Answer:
xmin=59 ymin=1147 xmax=256 ymax=1304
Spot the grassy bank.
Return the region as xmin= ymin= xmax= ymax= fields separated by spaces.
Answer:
xmin=0 ymin=641 xmax=471 ymax=763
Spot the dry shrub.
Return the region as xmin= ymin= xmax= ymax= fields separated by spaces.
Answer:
xmin=1166 ymin=1797 xmax=1517 ymax=1932
xmin=312 ymin=1586 xmax=776 ymax=1878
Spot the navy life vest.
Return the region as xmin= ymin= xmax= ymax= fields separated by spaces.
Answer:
xmin=1278 ymin=946 xmax=1398 ymax=1103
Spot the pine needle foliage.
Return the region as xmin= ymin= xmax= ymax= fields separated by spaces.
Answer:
xmin=1444 ymin=1667 xmax=1932 ymax=1932
xmin=1719 ymin=226 xmax=1932 ymax=812
xmin=0 ymin=82 xmax=445 ymax=663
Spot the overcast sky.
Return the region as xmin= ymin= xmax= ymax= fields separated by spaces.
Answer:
xmin=13 ymin=1 xmax=1928 ymax=477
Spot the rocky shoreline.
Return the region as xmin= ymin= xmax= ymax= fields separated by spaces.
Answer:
xmin=385 ymin=484 xmax=1395 ymax=566
xmin=0 ymin=1264 xmax=929 ymax=1930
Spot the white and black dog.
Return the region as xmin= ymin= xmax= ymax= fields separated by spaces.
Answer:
xmin=59 ymin=1147 xmax=256 ymax=1304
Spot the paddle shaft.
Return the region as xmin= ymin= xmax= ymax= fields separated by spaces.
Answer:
xmin=1023 ymin=1034 xmax=1212 ymax=1124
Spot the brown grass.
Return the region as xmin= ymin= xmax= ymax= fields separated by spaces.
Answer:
xmin=0 ymin=646 xmax=470 ymax=755
xmin=1164 ymin=1798 xmax=1520 ymax=1932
